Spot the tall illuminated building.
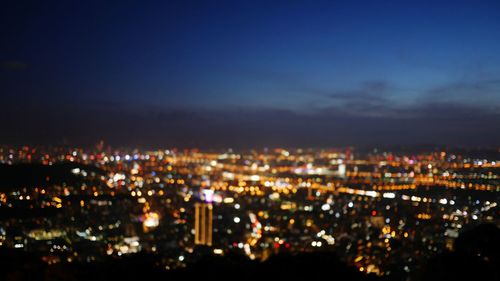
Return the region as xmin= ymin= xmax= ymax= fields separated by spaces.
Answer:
xmin=194 ymin=203 xmax=213 ymax=246
xmin=194 ymin=189 xmax=214 ymax=246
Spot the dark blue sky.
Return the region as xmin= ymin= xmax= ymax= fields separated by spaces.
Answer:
xmin=1 ymin=1 xmax=500 ymax=148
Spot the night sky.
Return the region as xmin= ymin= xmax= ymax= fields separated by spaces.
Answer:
xmin=2 ymin=1 xmax=500 ymax=148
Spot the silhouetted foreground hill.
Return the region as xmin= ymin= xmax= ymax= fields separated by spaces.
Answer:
xmin=170 ymin=251 xmax=382 ymax=281
xmin=419 ymin=223 xmax=499 ymax=281
xmin=0 ymin=162 xmax=105 ymax=192
xmin=0 ymin=250 xmax=381 ymax=281
xmin=0 ymin=224 xmax=498 ymax=281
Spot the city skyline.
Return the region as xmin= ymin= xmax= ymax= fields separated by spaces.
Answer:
xmin=0 ymin=145 xmax=497 ymax=280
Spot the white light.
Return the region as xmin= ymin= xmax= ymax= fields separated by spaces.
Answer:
xmin=234 ymin=204 xmax=240 ymax=210
xmin=234 ymin=217 xmax=240 ymax=223
xmin=411 ymin=196 xmax=421 ymax=202
xmin=178 ymin=255 xmax=184 ymax=261
xmin=201 ymin=189 xmax=214 ymax=203
xmin=439 ymin=198 xmax=448 ymax=205
xmin=321 ymin=204 xmax=331 ymax=211
xmin=338 ymin=164 xmax=346 ymax=176
xmin=348 ymin=202 xmax=354 ymax=208
xmin=143 ymin=212 xmax=160 ymax=228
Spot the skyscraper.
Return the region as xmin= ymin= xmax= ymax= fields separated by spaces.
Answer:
xmin=194 ymin=202 xmax=213 ymax=246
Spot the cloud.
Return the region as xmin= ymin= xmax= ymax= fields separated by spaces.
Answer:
xmin=294 ymin=80 xmax=392 ymax=117
xmin=430 ymin=78 xmax=500 ymax=95
xmin=426 ymin=78 xmax=500 ymax=105
xmin=327 ymin=80 xmax=388 ymax=102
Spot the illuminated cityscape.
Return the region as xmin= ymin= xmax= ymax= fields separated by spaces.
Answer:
xmin=0 ymin=146 xmax=498 ymax=280
xmin=1 ymin=1 xmax=499 ymax=280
